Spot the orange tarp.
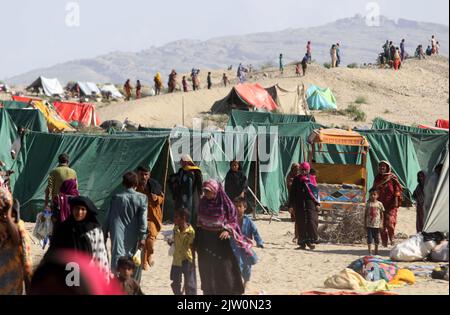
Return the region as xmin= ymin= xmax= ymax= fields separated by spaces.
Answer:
xmin=53 ymin=101 xmax=101 ymax=127
xmin=309 ymin=129 xmax=370 ymax=147
xmin=235 ymin=84 xmax=278 ymax=111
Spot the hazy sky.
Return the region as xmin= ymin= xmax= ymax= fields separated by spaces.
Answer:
xmin=1 ymin=0 xmax=448 ymax=78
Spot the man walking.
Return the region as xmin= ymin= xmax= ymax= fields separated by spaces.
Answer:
xmin=104 ymin=172 xmax=148 ymax=283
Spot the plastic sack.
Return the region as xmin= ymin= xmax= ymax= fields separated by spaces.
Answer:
xmin=390 ymin=234 xmax=436 ymax=262
xmin=33 ymin=209 xmax=53 ymax=241
xmin=430 ymin=241 xmax=449 ymax=262
xmin=132 ymin=249 xmax=142 ymax=267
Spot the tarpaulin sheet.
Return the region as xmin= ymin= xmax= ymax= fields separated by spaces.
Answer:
xmin=435 ymin=119 xmax=449 ymax=129
xmin=101 ymin=84 xmax=124 ymax=99
xmin=372 ymin=118 xmax=448 ymax=134
xmin=27 ymin=77 xmax=64 ymax=97
xmin=306 ymin=85 xmax=337 ymax=110
xmin=1 ymin=101 xmax=29 ymax=109
xmin=6 ymin=108 xmax=49 ymax=132
xmin=234 ymin=83 xmax=278 ymax=111
xmin=12 ymin=132 xmax=168 ymax=222
xmin=32 ymin=101 xmax=74 ymax=132
xmin=227 ymin=109 xmax=315 ymax=128
xmin=77 ymin=81 xmax=101 ymax=96
xmin=12 ymin=95 xmax=41 ymax=103
xmin=53 ymin=101 xmax=102 ymax=127
xmin=0 ymin=109 xmax=17 ymax=169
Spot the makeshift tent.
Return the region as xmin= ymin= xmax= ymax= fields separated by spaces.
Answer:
xmin=211 ymin=84 xmax=278 ymax=114
xmin=101 ymin=84 xmax=124 ymax=99
xmin=5 ymin=108 xmax=49 ymax=132
xmin=10 ymin=96 xmax=74 ymax=132
xmin=12 ymin=95 xmax=42 ymax=103
xmin=0 ymin=84 xmax=11 ymax=93
xmin=436 ymin=119 xmax=449 ymax=129
xmin=26 ymin=76 xmax=64 ymax=97
xmin=227 ymin=109 xmax=315 ymax=128
xmin=53 ymin=101 xmax=102 ymax=127
xmin=265 ymin=84 xmax=309 ymax=115
xmin=69 ymin=81 xmax=101 ymax=98
xmin=306 ymin=85 xmax=337 ymax=110
xmin=423 ymin=151 xmax=449 ymax=233
xmin=12 ymin=132 xmax=169 ymax=222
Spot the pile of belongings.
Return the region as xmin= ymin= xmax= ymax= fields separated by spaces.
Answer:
xmin=390 ymin=232 xmax=448 ymax=262
xmin=318 ymin=183 xmax=364 ymax=203
xmin=431 ymin=265 xmax=449 ymax=281
xmin=324 ymin=256 xmax=415 ymax=292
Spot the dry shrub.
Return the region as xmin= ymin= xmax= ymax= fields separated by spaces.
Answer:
xmin=319 ymin=204 xmax=367 ymax=244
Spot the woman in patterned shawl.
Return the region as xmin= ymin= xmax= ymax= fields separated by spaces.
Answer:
xmin=372 ymin=161 xmax=403 ymax=247
xmin=195 ymin=179 xmax=254 ymax=295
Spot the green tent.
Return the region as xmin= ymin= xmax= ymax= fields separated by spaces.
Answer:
xmin=306 ymin=85 xmax=337 ymax=110
xmin=0 ymin=109 xmax=18 ymax=171
xmin=1 ymin=101 xmax=30 ymax=109
xmin=372 ymin=118 xmax=448 ymax=135
xmin=227 ymin=110 xmax=315 ymax=128
xmin=12 ymin=132 xmax=169 ymax=222
xmin=6 ymin=108 xmax=49 ymax=132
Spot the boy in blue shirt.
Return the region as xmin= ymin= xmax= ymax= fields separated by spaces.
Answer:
xmin=232 ymin=197 xmax=264 ymax=289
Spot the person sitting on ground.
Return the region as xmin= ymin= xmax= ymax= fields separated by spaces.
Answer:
xmin=426 ymin=46 xmax=433 ymax=56
xmin=170 ymin=208 xmax=196 ymax=295
xmin=116 ymin=256 xmax=144 ymax=295
xmin=232 ymin=197 xmax=263 ymax=290
xmin=364 ymin=188 xmax=385 ymax=256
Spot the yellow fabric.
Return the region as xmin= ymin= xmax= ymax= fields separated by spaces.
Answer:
xmin=172 ymin=225 xmax=195 ymax=267
xmin=183 ymin=165 xmax=201 ymax=172
xmin=312 ymin=163 xmax=366 ymax=185
xmin=32 ymin=101 xmax=74 ymax=132
xmin=325 ymin=268 xmax=399 ymax=292
xmin=311 ymin=129 xmax=370 ymax=147
xmin=389 ymin=269 xmax=416 ymax=285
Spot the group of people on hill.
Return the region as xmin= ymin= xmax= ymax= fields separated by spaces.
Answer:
xmin=1 ymin=153 xmax=266 ymax=295
xmin=123 ymin=79 xmax=142 ymax=101
xmin=415 ymin=35 xmax=441 ymax=60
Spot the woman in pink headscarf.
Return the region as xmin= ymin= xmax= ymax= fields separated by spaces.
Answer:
xmin=195 ymin=179 xmax=254 ymax=295
xmin=288 ymin=162 xmax=320 ymax=250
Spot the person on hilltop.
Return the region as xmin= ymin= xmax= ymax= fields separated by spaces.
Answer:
xmin=182 ymin=76 xmax=188 ymax=92
xmin=168 ymin=70 xmax=177 ymax=93
xmin=136 ymin=80 xmax=142 ymax=99
xmin=393 ymin=47 xmax=402 ymax=70
xmin=207 ymin=72 xmax=212 ymax=90
xmin=330 ymin=44 xmax=337 ymax=68
xmin=400 ymin=39 xmax=406 ymax=61
xmin=431 ymin=35 xmax=437 ymax=54
xmin=124 ymin=79 xmax=132 ymax=101
xmin=306 ymin=41 xmax=312 ymax=63
xmin=336 ymin=43 xmax=341 ymax=67
xmin=222 ymin=73 xmax=230 ymax=87
xmin=279 ymin=53 xmax=284 ymax=74
xmin=301 ymin=53 xmax=308 ymax=76
xmin=154 ymin=72 xmax=163 ymax=95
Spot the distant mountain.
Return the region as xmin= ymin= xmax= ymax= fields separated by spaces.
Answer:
xmin=7 ymin=15 xmax=449 ymax=85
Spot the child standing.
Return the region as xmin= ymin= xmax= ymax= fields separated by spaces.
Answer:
xmin=232 ymin=197 xmax=263 ymax=289
xmin=364 ymin=189 xmax=385 ymax=255
xmin=116 ymin=256 xmax=144 ymax=295
xmin=170 ymin=209 xmax=196 ymax=295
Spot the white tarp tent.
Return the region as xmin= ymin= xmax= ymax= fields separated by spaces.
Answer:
xmin=424 ymin=151 xmax=449 ymax=233
xmin=77 ymin=81 xmax=101 ymax=96
xmin=101 ymin=84 xmax=123 ymax=99
xmin=27 ymin=76 xmax=64 ymax=97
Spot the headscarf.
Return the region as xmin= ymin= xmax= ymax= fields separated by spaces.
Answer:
xmin=225 ymin=160 xmax=247 ymax=200
xmin=56 ymin=179 xmax=79 ymax=223
xmin=198 ymin=179 xmax=253 ymax=255
xmin=373 ymin=160 xmax=403 ymax=204
xmin=297 ymin=162 xmax=320 ymax=203
xmin=181 ymin=154 xmax=201 ymax=172
xmin=49 ymin=196 xmax=100 ymax=256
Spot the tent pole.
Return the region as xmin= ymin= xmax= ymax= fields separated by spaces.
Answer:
xmin=161 ymin=138 xmax=171 ymax=213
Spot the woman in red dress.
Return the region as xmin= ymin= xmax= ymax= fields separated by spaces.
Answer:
xmin=372 ymin=161 xmax=403 ymax=247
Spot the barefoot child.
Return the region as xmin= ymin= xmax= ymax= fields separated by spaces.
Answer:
xmin=170 ymin=208 xmax=196 ymax=295
xmin=364 ymin=189 xmax=384 ymax=255
xmin=116 ymin=256 xmax=144 ymax=295
xmin=232 ymin=197 xmax=263 ymax=289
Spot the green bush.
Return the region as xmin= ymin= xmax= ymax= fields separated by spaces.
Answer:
xmin=345 ymin=104 xmax=367 ymax=122
xmin=323 ymin=62 xmax=331 ymax=69
xmin=347 ymin=63 xmax=359 ymax=69
xmin=354 ymin=96 xmax=368 ymax=104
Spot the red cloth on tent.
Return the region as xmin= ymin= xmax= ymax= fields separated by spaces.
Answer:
xmin=435 ymin=119 xmax=449 ymax=129
xmin=53 ymin=101 xmax=101 ymax=127
xmin=12 ymin=95 xmax=41 ymax=103
xmin=235 ymin=84 xmax=278 ymax=111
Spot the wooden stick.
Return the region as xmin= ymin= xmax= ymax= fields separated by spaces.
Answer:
xmin=161 ymin=138 xmax=171 ymax=212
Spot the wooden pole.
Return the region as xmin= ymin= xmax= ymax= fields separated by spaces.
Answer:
xmin=161 ymin=138 xmax=171 ymax=212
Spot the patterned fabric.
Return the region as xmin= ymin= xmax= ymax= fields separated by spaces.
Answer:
xmin=365 ymin=201 xmax=385 ymax=228
xmin=85 ymin=227 xmax=111 ymax=281
xmin=198 ymin=180 xmax=253 ymax=256
xmin=349 ymin=256 xmax=399 ymax=282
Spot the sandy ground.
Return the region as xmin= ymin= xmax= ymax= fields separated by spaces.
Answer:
xmin=25 ymin=207 xmax=448 ymax=295
xmin=96 ymin=56 xmax=449 ymax=129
